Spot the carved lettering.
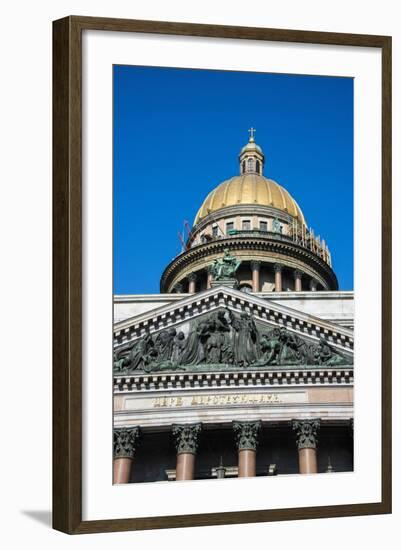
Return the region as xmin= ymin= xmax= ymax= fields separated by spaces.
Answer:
xmin=152 ymin=392 xmax=289 ymax=408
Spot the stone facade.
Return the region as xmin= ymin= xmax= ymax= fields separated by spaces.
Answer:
xmin=113 ymin=134 xmax=353 ymax=483
xmin=113 ymin=287 xmax=353 ymax=482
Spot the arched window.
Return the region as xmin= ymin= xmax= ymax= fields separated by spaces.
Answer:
xmin=256 ymin=160 xmax=260 ymax=174
xmin=242 ymin=161 xmax=245 ymax=173
xmin=247 ymin=158 xmax=255 ymax=171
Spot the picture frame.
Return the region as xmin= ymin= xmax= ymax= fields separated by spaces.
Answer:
xmin=53 ymin=15 xmax=392 ymax=534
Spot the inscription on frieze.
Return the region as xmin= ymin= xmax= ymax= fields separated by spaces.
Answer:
xmin=124 ymin=391 xmax=308 ymax=411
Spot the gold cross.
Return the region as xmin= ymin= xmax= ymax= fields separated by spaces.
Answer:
xmin=248 ymin=127 xmax=256 ymax=141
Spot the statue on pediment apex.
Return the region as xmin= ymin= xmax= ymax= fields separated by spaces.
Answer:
xmin=209 ymin=249 xmax=241 ymax=280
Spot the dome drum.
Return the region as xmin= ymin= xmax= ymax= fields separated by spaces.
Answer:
xmin=160 ymin=237 xmax=338 ymax=294
xmin=189 ymin=203 xmax=297 ymax=249
xmin=187 ymin=213 xmax=332 ymax=269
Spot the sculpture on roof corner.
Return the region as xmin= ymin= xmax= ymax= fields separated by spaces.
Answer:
xmin=113 ymin=309 xmax=352 ymax=374
xmin=209 ymin=249 xmax=241 ymax=280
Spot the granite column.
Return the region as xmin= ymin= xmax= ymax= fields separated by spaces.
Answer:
xmin=292 ymin=419 xmax=320 ymax=474
xmin=274 ymin=264 xmax=283 ymax=292
xmin=294 ymin=270 xmax=303 ymax=292
xmin=113 ymin=426 xmax=141 ymax=484
xmin=233 ymin=420 xmax=261 ymax=477
xmin=172 ymin=423 xmax=202 ymax=481
xmin=251 ymin=261 xmax=261 ymax=292
xmin=188 ymin=272 xmax=197 ymax=294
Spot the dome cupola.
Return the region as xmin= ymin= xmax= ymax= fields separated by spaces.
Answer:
xmin=239 ymin=127 xmax=265 ymax=175
xmin=160 ymin=130 xmax=337 ymax=294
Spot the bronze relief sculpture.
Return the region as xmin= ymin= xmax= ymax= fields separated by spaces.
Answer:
xmin=114 ymin=309 xmax=352 ymax=373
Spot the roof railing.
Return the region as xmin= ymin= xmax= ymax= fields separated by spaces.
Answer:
xmin=187 ymin=224 xmax=331 ymax=267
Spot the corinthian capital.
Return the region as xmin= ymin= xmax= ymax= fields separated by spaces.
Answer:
xmin=233 ymin=420 xmax=262 ymax=451
xmin=172 ymin=423 xmax=202 ymax=455
xmin=292 ymin=419 xmax=320 ymax=449
xmin=113 ymin=426 xmax=141 ymax=459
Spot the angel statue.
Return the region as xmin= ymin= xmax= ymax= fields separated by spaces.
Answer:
xmin=209 ymin=249 xmax=241 ymax=280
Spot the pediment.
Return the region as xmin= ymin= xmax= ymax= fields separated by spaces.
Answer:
xmin=113 ymin=287 xmax=353 ymax=373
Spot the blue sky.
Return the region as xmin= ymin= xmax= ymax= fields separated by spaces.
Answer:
xmin=114 ymin=65 xmax=353 ymax=294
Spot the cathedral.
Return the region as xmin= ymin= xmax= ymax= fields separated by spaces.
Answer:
xmin=113 ymin=130 xmax=354 ymax=484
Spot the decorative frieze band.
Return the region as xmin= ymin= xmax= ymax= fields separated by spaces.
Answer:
xmin=292 ymin=419 xmax=320 ymax=449
xmin=114 ymin=367 xmax=353 ymax=392
xmin=172 ymin=423 xmax=202 ymax=455
xmin=233 ymin=420 xmax=262 ymax=451
xmin=113 ymin=426 xmax=141 ymax=459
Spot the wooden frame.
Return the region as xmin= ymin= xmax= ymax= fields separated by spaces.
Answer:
xmin=53 ymin=15 xmax=392 ymax=534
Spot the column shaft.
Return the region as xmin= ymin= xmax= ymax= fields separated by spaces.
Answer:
xmin=176 ymin=453 xmax=195 ymax=480
xmin=251 ymin=261 xmax=261 ymax=292
xmin=188 ymin=273 xmax=197 ymax=293
xmin=207 ymin=272 xmax=213 ymax=289
xmin=294 ymin=270 xmax=302 ymax=292
xmin=298 ymin=448 xmax=317 ymax=474
xmin=238 ymin=449 xmax=257 ymax=477
xmin=274 ymin=264 xmax=282 ymax=292
xmin=113 ymin=457 xmax=133 ymax=484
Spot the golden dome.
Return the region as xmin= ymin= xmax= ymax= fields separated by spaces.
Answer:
xmin=194 ymin=173 xmax=306 ymax=226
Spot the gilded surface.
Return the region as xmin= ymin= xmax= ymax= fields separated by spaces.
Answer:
xmin=194 ymin=174 xmax=306 ymax=225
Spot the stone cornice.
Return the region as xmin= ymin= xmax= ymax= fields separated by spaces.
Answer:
xmin=114 ymin=366 xmax=354 ymax=392
xmin=160 ymin=237 xmax=338 ymax=292
xmin=114 ymin=290 xmax=354 ymax=303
